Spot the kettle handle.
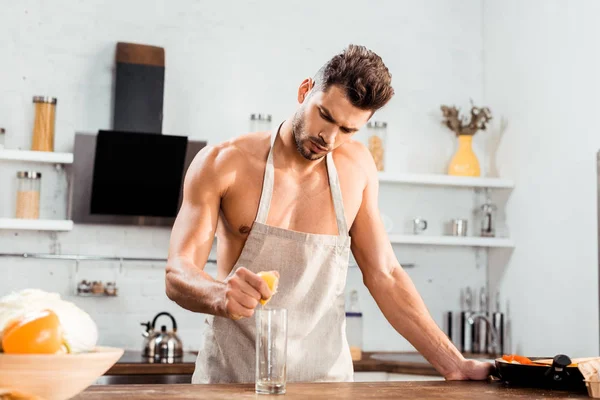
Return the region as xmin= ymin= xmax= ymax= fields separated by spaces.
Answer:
xmin=152 ymin=312 xmax=178 ymax=332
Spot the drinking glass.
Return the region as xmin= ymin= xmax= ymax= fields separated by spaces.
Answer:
xmin=255 ymin=308 xmax=287 ymax=395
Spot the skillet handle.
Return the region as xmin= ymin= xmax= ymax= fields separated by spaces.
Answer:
xmin=544 ymin=354 xmax=572 ymax=383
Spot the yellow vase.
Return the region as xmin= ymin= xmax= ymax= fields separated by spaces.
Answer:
xmin=448 ymin=135 xmax=480 ymax=177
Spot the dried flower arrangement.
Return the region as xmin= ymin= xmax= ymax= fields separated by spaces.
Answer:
xmin=441 ymin=101 xmax=493 ymax=136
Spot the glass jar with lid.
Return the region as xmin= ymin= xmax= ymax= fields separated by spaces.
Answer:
xmin=250 ymin=113 xmax=272 ymax=133
xmin=366 ymin=121 xmax=387 ymax=171
xmin=15 ymin=171 xmax=41 ymax=219
xmin=32 ymin=96 xmax=57 ymax=152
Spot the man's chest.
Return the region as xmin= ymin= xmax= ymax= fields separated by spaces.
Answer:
xmin=219 ymin=164 xmax=363 ymax=238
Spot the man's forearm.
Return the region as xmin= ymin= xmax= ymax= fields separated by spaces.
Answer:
xmin=165 ymin=256 xmax=226 ymax=316
xmin=366 ymin=264 xmax=465 ymax=378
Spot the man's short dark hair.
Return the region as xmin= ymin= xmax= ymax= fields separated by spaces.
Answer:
xmin=314 ymin=44 xmax=394 ymax=112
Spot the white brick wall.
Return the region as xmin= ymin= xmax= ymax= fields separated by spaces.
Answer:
xmin=0 ymin=0 xmax=488 ymax=352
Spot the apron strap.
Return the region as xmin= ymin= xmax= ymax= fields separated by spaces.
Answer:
xmin=255 ymin=128 xmax=278 ymax=224
xmin=255 ymin=122 xmax=349 ymax=237
xmin=326 ymin=152 xmax=349 ymax=237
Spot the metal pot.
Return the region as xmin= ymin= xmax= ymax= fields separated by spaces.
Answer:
xmin=141 ymin=312 xmax=183 ymax=361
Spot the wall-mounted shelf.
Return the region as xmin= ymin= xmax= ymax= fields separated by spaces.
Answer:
xmin=378 ymin=172 xmax=514 ymax=189
xmin=0 ymin=149 xmax=73 ymax=164
xmin=388 ymin=234 xmax=514 ymax=248
xmin=0 ymin=218 xmax=74 ymax=231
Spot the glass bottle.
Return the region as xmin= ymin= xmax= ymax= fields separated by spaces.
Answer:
xmin=345 ymin=289 xmax=363 ymax=360
xmin=366 ymin=121 xmax=387 ymax=171
xmin=0 ymin=128 xmax=5 ymax=149
xmin=15 ymin=171 xmax=42 ymax=219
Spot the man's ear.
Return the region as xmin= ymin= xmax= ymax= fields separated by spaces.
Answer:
xmin=297 ymin=78 xmax=315 ymax=103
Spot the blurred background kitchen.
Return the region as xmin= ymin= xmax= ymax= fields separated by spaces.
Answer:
xmin=0 ymin=0 xmax=597 ymax=370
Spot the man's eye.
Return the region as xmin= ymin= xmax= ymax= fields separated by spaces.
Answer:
xmin=319 ymin=111 xmax=333 ymax=122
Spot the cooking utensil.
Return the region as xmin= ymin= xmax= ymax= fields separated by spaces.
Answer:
xmin=141 ymin=312 xmax=183 ymax=361
xmin=495 ymin=354 xmax=586 ymax=391
xmin=491 ymin=291 xmax=504 ymax=355
xmin=460 ymin=287 xmax=475 ymax=353
xmin=465 ymin=287 xmax=473 ymax=312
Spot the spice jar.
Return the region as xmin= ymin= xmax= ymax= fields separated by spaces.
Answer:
xmin=0 ymin=128 xmax=5 ymax=149
xmin=366 ymin=121 xmax=387 ymax=171
xmin=91 ymin=281 xmax=104 ymax=294
xmin=15 ymin=171 xmax=41 ymax=219
xmin=250 ymin=113 xmax=272 ymax=133
xmin=77 ymin=280 xmax=91 ymax=294
xmin=31 ymin=96 xmax=57 ymax=152
xmin=104 ymin=282 xmax=118 ymax=296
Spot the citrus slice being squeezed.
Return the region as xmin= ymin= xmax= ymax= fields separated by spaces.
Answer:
xmin=257 ymin=271 xmax=279 ymax=305
xmin=2 ymin=309 xmax=71 ymax=354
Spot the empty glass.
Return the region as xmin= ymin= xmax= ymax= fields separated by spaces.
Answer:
xmin=255 ymin=308 xmax=287 ymax=395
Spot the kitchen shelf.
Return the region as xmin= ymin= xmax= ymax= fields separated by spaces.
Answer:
xmin=388 ymin=234 xmax=514 ymax=248
xmin=378 ymin=172 xmax=514 ymax=189
xmin=0 ymin=149 xmax=73 ymax=164
xmin=0 ymin=218 xmax=74 ymax=231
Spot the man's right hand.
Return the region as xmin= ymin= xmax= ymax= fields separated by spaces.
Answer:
xmin=222 ymin=267 xmax=275 ymax=320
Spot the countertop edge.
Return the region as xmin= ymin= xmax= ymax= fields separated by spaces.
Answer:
xmin=105 ymin=352 xmax=441 ymax=376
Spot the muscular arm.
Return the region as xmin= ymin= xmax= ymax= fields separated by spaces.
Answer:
xmin=165 ymin=146 xmax=227 ymax=316
xmin=349 ymin=149 xmax=487 ymax=380
xmin=165 ymin=145 xmax=272 ymax=319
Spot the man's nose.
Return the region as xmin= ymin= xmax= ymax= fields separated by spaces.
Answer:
xmin=319 ymin=126 xmax=338 ymax=145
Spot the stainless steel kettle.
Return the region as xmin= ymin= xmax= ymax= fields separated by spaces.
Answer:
xmin=141 ymin=311 xmax=183 ymax=361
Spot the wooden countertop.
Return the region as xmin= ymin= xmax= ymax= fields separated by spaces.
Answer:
xmin=76 ymin=381 xmax=589 ymax=399
xmin=106 ymin=351 xmax=440 ymax=376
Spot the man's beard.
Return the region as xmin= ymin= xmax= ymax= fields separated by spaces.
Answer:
xmin=291 ymin=110 xmax=328 ymax=161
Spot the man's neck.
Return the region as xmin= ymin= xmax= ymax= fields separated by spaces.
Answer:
xmin=274 ymin=119 xmax=326 ymax=177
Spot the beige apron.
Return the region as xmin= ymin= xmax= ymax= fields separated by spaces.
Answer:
xmin=192 ymin=126 xmax=353 ymax=384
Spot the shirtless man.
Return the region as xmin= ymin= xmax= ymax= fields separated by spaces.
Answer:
xmin=165 ymin=44 xmax=494 ymax=383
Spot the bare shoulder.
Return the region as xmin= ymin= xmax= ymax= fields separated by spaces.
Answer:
xmin=185 ymin=132 xmax=271 ymax=196
xmin=333 ymin=138 xmax=378 ymax=189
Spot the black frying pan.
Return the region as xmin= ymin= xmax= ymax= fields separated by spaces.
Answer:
xmin=494 ymin=354 xmax=586 ymax=392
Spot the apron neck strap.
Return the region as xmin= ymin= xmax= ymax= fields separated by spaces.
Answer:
xmin=254 ymin=129 xmax=277 ymax=225
xmin=255 ymin=123 xmax=349 ymax=237
xmin=325 ymin=152 xmax=349 ymax=235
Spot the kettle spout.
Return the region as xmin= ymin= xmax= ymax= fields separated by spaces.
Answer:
xmin=141 ymin=321 xmax=151 ymax=337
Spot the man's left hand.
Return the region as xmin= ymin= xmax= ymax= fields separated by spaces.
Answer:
xmin=444 ymin=359 xmax=495 ymax=381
